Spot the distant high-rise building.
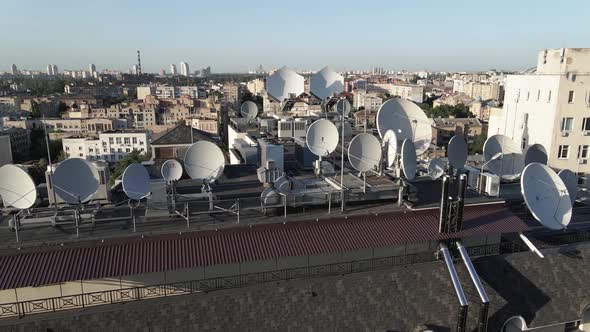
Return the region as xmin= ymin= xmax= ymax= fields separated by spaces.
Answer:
xmin=170 ymin=64 xmax=177 ymax=75
xmin=11 ymin=64 xmax=18 ymax=75
xmin=89 ymin=64 xmax=96 ymax=73
xmin=132 ymin=64 xmax=140 ymax=76
xmin=180 ymin=62 xmax=190 ymax=77
xmin=47 ymin=65 xmax=53 ymax=76
xmin=202 ymin=66 xmax=211 ymax=77
xmin=159 ymin=69 xmax=166 ymax=76
xmin=51 ymin=65 xmax=58 ymax=75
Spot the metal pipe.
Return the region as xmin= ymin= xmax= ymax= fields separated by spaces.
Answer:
xmin=457 ymin=241 xmax=489 ymax=332
xmin=440 ymin=244 xmax=468 ymax=332
xmin=439 ymin=175 xmax=450 ymax=233
xmin=519 ymin=233 xmax=544 ymax=258
xmin=456 ymin=174 xmax=467 ymax=231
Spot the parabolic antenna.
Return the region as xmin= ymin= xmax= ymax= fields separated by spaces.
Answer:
xmin=52 ymin=158 xmax=99 ymax=204
xmin=376 ymin=99 xmax=432 ymax=155
xmin=334 ymin=99 xmax=351 ymax=117
xmin=274 ymin=176 xmax=291 ymax=195
xmin=122 ymin=163 xmax=150 ymax=200
xmin=306 ymin=119 xmax=339 ymax=157
xmin=336 ymin=121 xmax=353 ymax=139
xmin=261 ymin=187 xmax=281 ymax=205
xmin=310 ymin=66 xmax=344 ymax=100
xmin=401 ymin=139 xmax=417 ymax=180
xmin=524 ymin=144 xmax=548 ymax=166
xmin=382 ymin=129 xmax=398 ymax=167
xmin=265 ymin=66 xmax=304 ymax=102
xmin=447 ymin=135 xmax=468 ymax=169
xmin=184 ymin=141 xmax=225 ymax=182
xmin=558 ymin=169 xmax=577 ymax=205
xmin=348 ymin=133 xmax=382 ymax=172
xmin=428 ymin=158 xmax=446 ymax=180
xmin=0 ymin=164 xmax=37 ymax=209
xmin=161 ymin=159 xmax=183 ymax=182
xmin=240 ymin=101 xmax=258 ymax=120
xmin=521 ymin=163 xmax=571 ymax=230
xmin=483 ymin=134 xmax=524 ymax=180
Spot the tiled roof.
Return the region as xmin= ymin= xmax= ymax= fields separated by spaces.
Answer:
xmin=151 ymin=124 xmax=215 ymax=145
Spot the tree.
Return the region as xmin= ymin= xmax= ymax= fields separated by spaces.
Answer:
xmin=110 ymin=150 xmax=151 ymax=185
xmin=29 ymin=159 xmax=48 ymax=184
xmin=29 ymin=129 xmax=62 ymax=161
xmin=470 ymin=130 xmax=488 ymax=154
xmin=30 ymin=101 xmax=41 ymax=118
xmin=425 ymin=103 xmax=473 ymax=118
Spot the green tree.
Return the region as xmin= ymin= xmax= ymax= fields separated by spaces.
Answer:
xmin=29 ymin=159 xmax=48 ymax=184
xmin=426 ymin=103 xmax=473 ymax=118
xmin=29 ymin=129 xmax=62 ymax=161
xmin=30 ymin=101 xmax=41 ymax=118
xmin=110 ymin=150 xmax=151 ymax=185
xmin=470 ymin=130 xmax=488 ymax=154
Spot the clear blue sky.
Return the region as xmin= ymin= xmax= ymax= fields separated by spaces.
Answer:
xmin=1 ymin=0 xmax=588 ymax=73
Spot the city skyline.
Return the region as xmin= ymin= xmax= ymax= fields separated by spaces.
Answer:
xmin=1 ymin=0 xmax=589 ymax=73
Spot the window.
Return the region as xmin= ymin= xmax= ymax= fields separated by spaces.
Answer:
xmin=116 ymin=137 xmax=122 ymax=144
xmin=65 ymin=146 xmax=70 ymax=151
xmin=583 ymin=118 xmax=590 ymax=131
xmin=78 ymin=146 xmax=82 ymax=151
xmin=558 ymin=145 xmax=570 ymax=159
xmin=117 ymin=148 xmax=122 ymax=153
xmin=139 ymin=141 xmax=144 ymax=145
xmin=109 ymin=137 xmax=114 ymax=144
xmin=536 ymin=90 xmax=540 ymax=101
xmin=89 ymin=148 xmax=93 ymax=153
xmin=578 ymin=145 xmax=589 ymax=159
xmin=526 ymin=91 xmax=530 ymax=101
xmin=79 ymin=153 xmax=83 ymax=157
xmin=561 ymin=117 xmax=573 ymax=131
xmin=103 ymin=148 xmax=107 ymax=153
xmin=126 ymin=148 xmax=130 ymax=152
xmin=124 ymin=137 xmax=130 ymax=144
xmin=110 ymin=148 xmax=114 ymax=153
xmin=132 ymin=137 xmax=137 ymax=144
xmin=521 ymin=137 xmax=527 ymax=150
xmin=568 ymin=91 xmax=575 ymax=104
xmin=548 ymin=90 xmax=552 ymax=103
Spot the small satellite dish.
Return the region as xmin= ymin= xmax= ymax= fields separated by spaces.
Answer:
xmin=428 ymin=158 xmax=446 ymax=180
xmin=382 ymin=129 xmax=398 ymax=167
xmin=524 ymin=144 xmax=548 ymax=166
xmin=240 ymin=101 xmax=258 ymax=120
xmin=306 ymin=119 xmax=339 ymax=157
xmin=334 ymin=99 xmax=351 ymax=117
xmin=521 ymin=163 xmax=572 ymax=230
xmin=447 ymin=135 xmax=468 ymax=169
xmin=122 ymin=163 xmax=150 ymax=200
xmin=52 ymin=158 xmax=99 ymax=204
xmin=161 ymin=159 xmax=183 ymax=182
xmin=483 ymin=134 xmax=524 ymax=180
xmin=401 ymin=139 xmax=417 ymax=180
xmin=558 ymin=169 xmax=577 ymax=205
xmin=184 ymin=141 xmax=225 ymax=182
xmin=0 ymin=164 xmax=37 ymax=209
xmin=376 ymin=99 xmax=432 ymax=155
xmin=348 ymin=133 xmax=382 ymax=172
xmin=274 ymin=176 xmax=291 ymax=195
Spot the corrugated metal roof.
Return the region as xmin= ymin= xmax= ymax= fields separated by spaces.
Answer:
xmin=0 ymin=203 xmax=527 ymax=290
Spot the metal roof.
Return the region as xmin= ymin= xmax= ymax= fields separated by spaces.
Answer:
xmin=0 ymin=203 xmax=527 ymax=290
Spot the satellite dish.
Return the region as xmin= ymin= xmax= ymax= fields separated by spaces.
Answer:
xmin=558 ymin=169 xmax=577 ymax=205
xmin=376 ymin=99 xmax=432 ymax=155
xmin=447 ymin=135 xmax=468 ymax=169
xmin=306 ymin=119 xmax=339 ymax=157
xmin=524 ymin=144 xmax=548 ymax=166
xmin=265 ymin=66 xmax=304 ymax=102
xmin=161 ymin=159 xmax=183 ymax=182
xmin=348 ymin=133 xmax=382 ymax=172
xmin=52 ymin=158 xmax=99 ymax=204
xmin=382 ymin=129 xmax=398 ymax=167
xmin=261 ymin=187 xmax=281 ymax=205
xmin=122 ymin=163 xmax=150 ymax=200
xmin=240 ymin=101 xmax=258 ymax=120
xmin=184 ymin=141 xmax=225 ymax=182
xmin=521 ymin=163 xmax=572 ymax=230
xmin=310 ymin=66 xmax=344 ymax=100
xmin=336 ymin=121 xmax=353 ymax=139
xmin=401 ymin=139 xmax=417 ymax=180
xmin=274 ymin=176 xmax=291 ymax=194
xmin=0 ymin=164 xmax=37 ymax=209
xmin=334 ymin=99 xmax=351 ymax=117
xmin=483 ymin=134 xmax=524 ymax=180
xmin=428 ymin=158 xmax=446 ymax=180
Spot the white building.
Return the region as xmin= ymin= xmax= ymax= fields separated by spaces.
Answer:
xmin=180 ymin=62 xmax=190 ymax=77
xmin=170 ymin=64 xmax=177 ymax=76
xmin=62 ymin=130 xmax=150 ymax=163
xmin=391 ymin=85 xmax=424 ymax=103
xmin=89 ymin=64 xmax=96 ymax=74
xmin=488 ymin=48 xmax=590 ymax=176
xmin=11 ymin=64 xmax=18 ymax=76
xmin=353 ymin=90 xmax=383 ymax=112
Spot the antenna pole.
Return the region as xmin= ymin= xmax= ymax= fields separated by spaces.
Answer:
xmin=340 ymin=100 xmax=345 ymax=212
xmin=43 ymin=115 xmax=58 ymax=210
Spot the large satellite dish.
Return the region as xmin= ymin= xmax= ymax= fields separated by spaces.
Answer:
xmin=382 ymin=129 xmax=398 ymax=167
xmin=521 ymin=163 xmax=572 ymax=230
xmin=447 ymin=135 xmax=468 ymax=169
xmin=240 ymin=101 xmax=258 ymax=120
xmin=376 ymin=99 xmax=432 ymax=155
xmin=122 ymin=163 xmax=150 ymax=200
xmin=306 ymin=119 xmax=339 ymax=157
xmin=483 ymin=134 xmax=524 ymax=180
xmin=161 ymin=159 xmax=183 ymax=182
xmin=428 ymin=158 xmax=446 ymax=180
xmin=184 ymin=141 xmax=225 ymax=182
xmin=334 ymin=99 xmax=351 ymax=117
xmin=558 ymin=169 xmax=577 ymax=205
xmin=265 ymin=66 xmax=304 ymax=102
xmin=401 ymin=139 xmax=417 ymax=180
xmin=52 ymin=158 xmax=99 ymax=204
xmin=524 ymin=144 xmax=548 ymax=166
xmin=310 ymin=66 xmax=344 ymax=100
xmin=0 ymin=164 xmax=37 ymax=209
xmin=348 ymin=133 xmax=382 ymax=172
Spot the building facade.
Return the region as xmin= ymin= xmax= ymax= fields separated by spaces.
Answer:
xmin=62 ymin=130 xmax=149 ymax=162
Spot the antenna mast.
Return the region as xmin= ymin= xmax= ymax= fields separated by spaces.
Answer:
xmin=137 ymin=50 xmax=142 ymax=76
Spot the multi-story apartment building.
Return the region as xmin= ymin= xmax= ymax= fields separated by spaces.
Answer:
xmin=137 ymin=85 xmax=200 ymax=100
xmin=222 ymin=83 xmax=241 ymax=105
xmin=352 ymin=90 xmax=383 ymax=112
xmin=0 ymin=136 xmax=12 ymax=166
xmin=391 ymin=84 xmax=424 ymax=103
xmin=62 ymin=130 xmax=150 ymax=162
xmin=0 ymin=127 xmax=30 ymax=160
xmin=246 ymin=78 xmax=265 ymax=95
xmin=463 ymin=82 xmax=501 ymax=101
xmin=2 ymin=117 xmax=126 ymax=133
xmin=191 ymin=117 xmax=218 ymax=135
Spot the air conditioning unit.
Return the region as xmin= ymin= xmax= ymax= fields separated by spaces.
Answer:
xmin=464 ymin=166 xmax=480 ymax=189
xmin=584 ymin=131 xmax=590 ymax=136
xmin=561 ymin=131 xmax=570 ymax=137
xmin=480 ymin=172 xmax=500 ymax=196
xmin=579 ymin=159 xmax=588 ymax=165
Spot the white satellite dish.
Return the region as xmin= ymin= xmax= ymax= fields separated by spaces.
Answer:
xmin=524 ymin=144 xmax=548 ymax=166
xmin=310 ymin=66 xmax=344 ymax=100
xmin=558 ymin=169 xmax=577 ymax=205
xmin=0 ymin=164 xmax=37 ymax=209
xmin=306 ymin=119 xmax=339 ymax=157
xmin=521 ymin=163 xmax=572 ymax=230
xmin=334 ymin=99 xmax=351 ymax=117
xmin=376 ymin=98 xmax=432 ymax=155
xmin=52 ymin=158 xmax=99 ymax=204
xmin=274 ymin=176 xmax=291 ymax=195
xmin=161 ymin=159 xmax=183 ymax=182
xmin=348 ymin=133 xmax=382 ymax=172
xmin=184 ymin=141 xmax=225 ymax=182
xmin=428 ymin=158 xmax=446 ymax=180
xmin=265 ymin=66 xmax=304 ymax=102
xmin=483 ymin=134 xmax=524 ymax=180
xmin=401 ymin=139 xmax=417 ymax=180
xmin=240 ymin=101 xmax=258 ymax=120
xmin=122 ymin=163 xmax=150 ymax=200
xmin=382 ymin=129 xmax=398 ymax=168
xmin=447 ymin=135 xmax=468 ymax=170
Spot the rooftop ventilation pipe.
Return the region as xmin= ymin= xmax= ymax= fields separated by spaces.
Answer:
xmin=457 ymin=241 xmax=489 ymax=332
xmin=440 ymin=243 xmax=468 ymax=332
